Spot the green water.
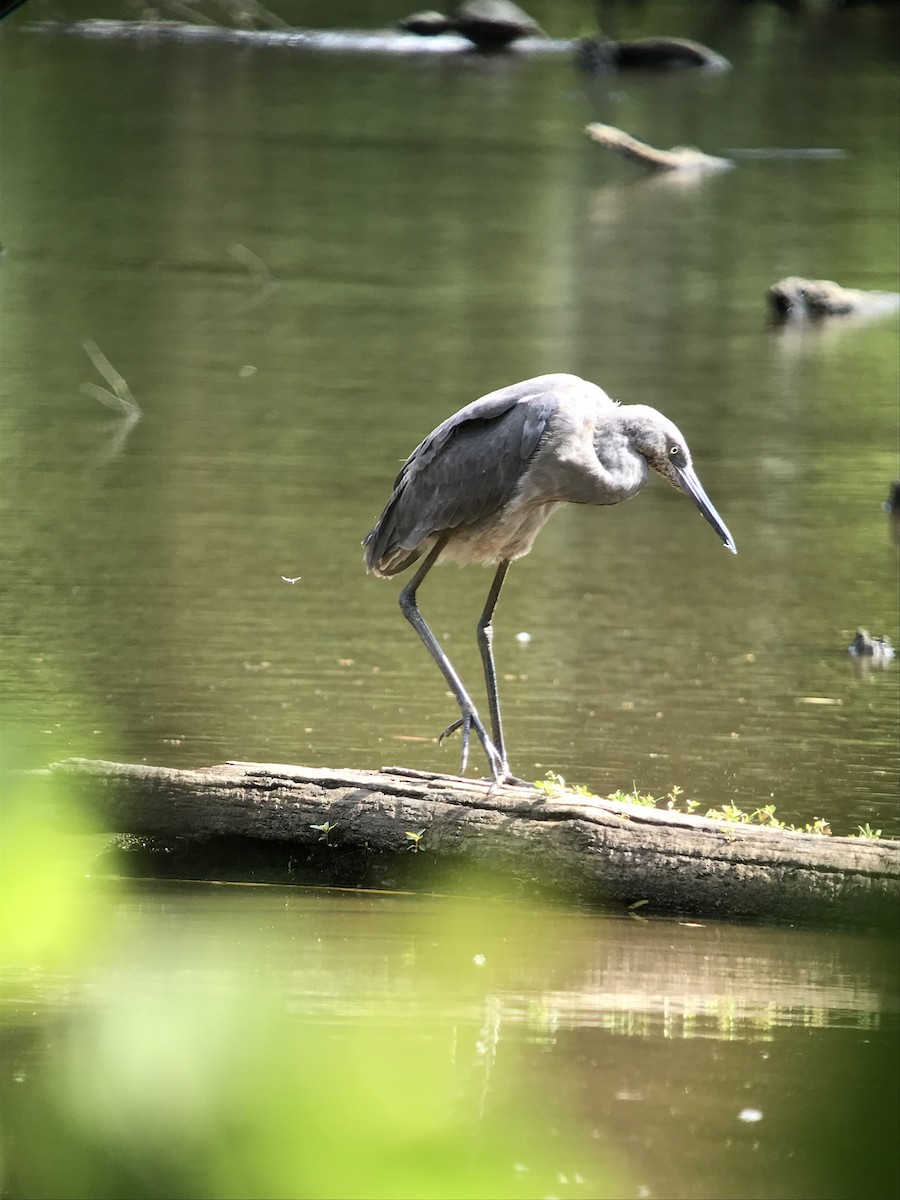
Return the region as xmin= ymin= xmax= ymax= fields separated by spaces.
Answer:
xmin=2 ymin=879 xmax=898 ymax=1199
xmin=1 ymin=3 xmax=898 ymax=1196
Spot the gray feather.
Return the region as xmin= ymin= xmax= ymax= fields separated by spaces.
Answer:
xmin=364 ymin=377 xmax=560 ymax=575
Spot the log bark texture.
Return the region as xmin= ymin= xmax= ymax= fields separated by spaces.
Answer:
xmin=52 ymin=759 xmax=899 ymax=927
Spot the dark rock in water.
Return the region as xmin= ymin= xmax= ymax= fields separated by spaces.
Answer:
xmin=576 ymin=36 xmax=621 ymax=74
xmin=849 ymin=629 xmax=895 ymax=660
xmin=768 ymin=276 xmax=900 ymax=321
xmin=613 ymin=36 xmax=730 ymax=70
xmin=578 ymin=34 xmax=729 ymax=73
xmin=398 ymin=10 xmax=455 ymax=36
xmin=769 ymin=277 xmax=855 ymax=317
xmin=451 ymin=1 xmax=544 ymax=48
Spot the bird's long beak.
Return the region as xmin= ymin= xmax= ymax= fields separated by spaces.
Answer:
xmin=675 ymin=463 xmax=737 ymax=554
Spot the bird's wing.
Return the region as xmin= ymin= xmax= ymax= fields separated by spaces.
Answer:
xmin=364 ymin=377 xmax=565 ymax=574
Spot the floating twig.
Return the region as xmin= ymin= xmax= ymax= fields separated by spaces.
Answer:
xmin=80 ymin=340 xmax=142 ymax=463
xmin=81 ymin=340 xmax=142 ymax=420
xmin=585 ymin=123 xmax=733 ymax=174
xmin=228 ymin=242 xmax=279 ymax=306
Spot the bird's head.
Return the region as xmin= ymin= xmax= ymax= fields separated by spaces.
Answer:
xmin=623 ymin=405 xmax=737 ymax=554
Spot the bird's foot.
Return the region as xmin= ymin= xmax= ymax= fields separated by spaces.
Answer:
xmin=494 ymin=772 xmax=537 ymax=789
xmin=439 ymin=714 xmax=508 ymax=782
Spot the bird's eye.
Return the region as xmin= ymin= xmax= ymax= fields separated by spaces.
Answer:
xmin=669 ymin=445 xmax=680 ymax=458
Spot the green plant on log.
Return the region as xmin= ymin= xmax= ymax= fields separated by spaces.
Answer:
xmin=310 ymin=821 xmax=337 ymax=844
xmin=855 ymin=823 xmax=883 ymax=839
xmin=405 ymin=829 xmax=426 ymax=853
xmin=533 ymin=773 xmax=886 ymax=838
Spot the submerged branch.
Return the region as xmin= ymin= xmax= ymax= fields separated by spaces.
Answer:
xmin=585 ymin=123 xmax=733 ymax=174
xmin=82 ymin=340 xmax=142 ymax=420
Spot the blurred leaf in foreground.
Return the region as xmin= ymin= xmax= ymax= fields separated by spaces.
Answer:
xmin=0 ymin=739 xmax=109 ymax=971
xmin=0 ymin=741 xmax=630 ymax=1199
xmin=4 ymin=949 xmax=631 ymax=1200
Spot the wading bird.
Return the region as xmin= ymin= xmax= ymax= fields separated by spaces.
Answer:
xmin=363 ymin=373 xmax=736 ymax=784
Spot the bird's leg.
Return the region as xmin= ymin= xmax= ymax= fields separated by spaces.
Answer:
xmin=398 ymin=537 xmax=505 ymax=782
xmin=439 ymin=560 xmax=530 ymax=785
xmin=476 ymin=561 xmax=511 ymax=769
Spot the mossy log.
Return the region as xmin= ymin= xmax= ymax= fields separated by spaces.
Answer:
xmin=51 ymin=758 xmax=899 ymax=928
xmin=585 ymin=123 xmax=733 ymax=174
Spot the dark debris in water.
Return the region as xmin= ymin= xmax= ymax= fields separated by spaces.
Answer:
xmin=849 ymin=629 xmax=895 ymax=661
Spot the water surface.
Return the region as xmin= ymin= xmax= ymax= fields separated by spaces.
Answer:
xmin=2 ymin=3 xmax=897 ymax=835
xmin=3 ymin=881 xmax=899 ymax=1199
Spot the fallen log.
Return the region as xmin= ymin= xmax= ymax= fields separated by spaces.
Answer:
xmin=768 ymin=276 xmax=900 ymax=322
xmin=51 ymin=758 xmax=899 ymax=928
xmin=26 ymin=18 xmax=569 ymax=56
xmin=585 ymin=123 xmax=733 ymax=174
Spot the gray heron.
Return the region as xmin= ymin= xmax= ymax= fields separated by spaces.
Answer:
xmin=364 ymin=373 xmax=736 ymax=784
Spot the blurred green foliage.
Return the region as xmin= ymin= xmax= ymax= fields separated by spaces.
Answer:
xmin=7 ymin=987 xmax=620 ymax=1200
xmin=0 ymin=737 xmax=628 ymax=1200
xmin=0 ymin=743 xmax=105 ymax=970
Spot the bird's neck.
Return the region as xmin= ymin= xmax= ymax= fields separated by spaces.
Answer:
xmin=592 ymin=425 xmax=649 ymax=501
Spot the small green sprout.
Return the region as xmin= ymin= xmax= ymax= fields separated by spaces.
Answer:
xmin=534 ymin=773 xmax=873 ymax=836
xmin=798 ymin=817 xmax=832 ymax=836
xmin=405 ymin=830 xmax=426 ymax=853
xmin=310 ymin=821 xmax=337 ymax=844
xmin=534 ymin=771 xmax=600 ymax=799
xmin=750 ymin=804 xmax=784 ymax=828
xmin=627 ymin=898 xmax=650 ymax=922
xmin=705 ymin=803 xmax=747 ymax=824
xmin=703 ymin=803 xmax=834 ymax=835
xmin=855 ymin=823 xmax=883 ymax=839
xmin=605 ymin=787 xmax=657 ymax=807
